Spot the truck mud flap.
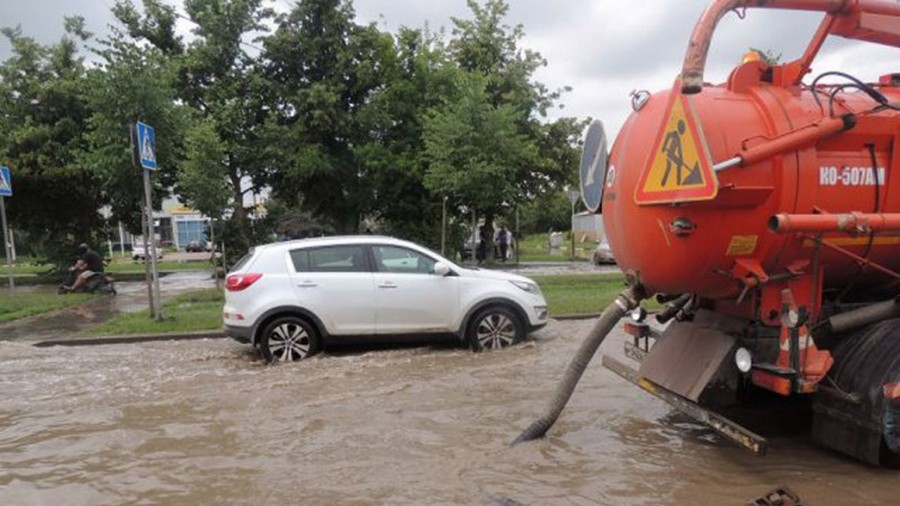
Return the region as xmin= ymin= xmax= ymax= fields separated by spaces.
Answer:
xmin=603 ymin=354 xmax=768 ymax=455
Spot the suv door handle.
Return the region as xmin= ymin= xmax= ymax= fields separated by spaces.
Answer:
xmin=378 ymin=282 xmax=397 ymax=289
xmin=297 ymin=281 xmax=318 ymax=288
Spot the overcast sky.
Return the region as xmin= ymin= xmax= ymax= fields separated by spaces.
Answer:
xmin=1 ymin=0 xmax=896 ymax=137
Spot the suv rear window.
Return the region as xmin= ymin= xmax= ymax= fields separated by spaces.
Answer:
xmin=289 ymin=249 xmax=309 ymax=272
xmin=231 ymin=249 xmax=254 ymax=272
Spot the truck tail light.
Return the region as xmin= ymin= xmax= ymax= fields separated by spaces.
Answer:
xmin=225 ymin=273 xmax=262 ymax=291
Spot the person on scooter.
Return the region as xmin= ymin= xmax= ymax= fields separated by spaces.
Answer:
xmin=68 ymin=243 xmax=105 ymax=292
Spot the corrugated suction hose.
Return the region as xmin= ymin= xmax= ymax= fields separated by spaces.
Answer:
xmin=512 ymin=286 xmax=642 ymax=445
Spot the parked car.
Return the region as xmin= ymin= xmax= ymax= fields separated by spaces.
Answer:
xmin=223 ymin=235 xmax=549 ymax=363
xmin=185 ymin=240 xmax=210 ymax=252
xmin=591 ymin=238 xmax=616 ymax=265
xmin=132 ymin=241 xmax=164 ymax=261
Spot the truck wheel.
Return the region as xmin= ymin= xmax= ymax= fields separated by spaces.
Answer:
xmin=259 ymin=316 xmax=319 ymax=363
xmin=468 ymin=306 xmax=523 ymax=351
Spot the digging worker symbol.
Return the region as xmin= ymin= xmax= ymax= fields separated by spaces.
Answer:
xmin=661 ymin=119 xmax=702 ymax=187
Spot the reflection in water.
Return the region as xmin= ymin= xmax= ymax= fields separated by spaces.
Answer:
xmin=0 ymin=320 xmax=898 ymax=505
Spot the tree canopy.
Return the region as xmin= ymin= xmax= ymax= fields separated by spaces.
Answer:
xmin=0 ymin=0 xmax=585 ymax=262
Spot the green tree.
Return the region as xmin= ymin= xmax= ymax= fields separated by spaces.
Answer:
xmin=83 ymin=11 xmax=187 ymax=237
xmin=423 ymin=71 xmax=536 ymax=239
xmin=361 ymin=27 xmax=460 ymax=247
xmin=261 ymin=0 xmax=395 ymax=233
xmin=418 ymin=0 xmax=584 ymax=256
xmin=0 ymin=19 xmax=103 ymax=266
xmin=518 ymin=188 xmax=572 ymax=235
xmin=176 ymin=119 xmax=231 ymax=256
xmin=112 ymin=0 xmax=274 ymax=255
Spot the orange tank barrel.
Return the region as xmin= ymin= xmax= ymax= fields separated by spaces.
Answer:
xmin=585 ymin=0 xmax=900 ymax=467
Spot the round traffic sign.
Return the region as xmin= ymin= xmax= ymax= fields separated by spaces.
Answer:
xmin=579 ymin=120 xmax=608 ymax=213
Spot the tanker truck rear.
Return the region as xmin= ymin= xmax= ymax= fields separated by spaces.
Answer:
xmin=518 ymin=0 xmax=900 ymax=466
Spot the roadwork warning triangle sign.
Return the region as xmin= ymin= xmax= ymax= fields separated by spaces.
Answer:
xmin=634 ymin=88 xmax=717 ymax=205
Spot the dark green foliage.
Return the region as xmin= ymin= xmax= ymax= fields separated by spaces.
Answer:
xmin=0 ymin=0 xmax=585 ymax=260
xmin=261 ymin=0 xmax=395 ymax=233
xmin=422 ymin=0 xmax=584 ymax=253
xmin=518 ymin=189 xmax=573 ymax=235
xmin=0 ymin=21 xmax=104 ymax=267
xmin=83 ymin=19 xmax=187 ymax=235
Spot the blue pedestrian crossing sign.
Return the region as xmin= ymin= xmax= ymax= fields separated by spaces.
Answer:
xmin=136 ymin=121 xmax=158 ymax=170
xmin=0 ymin=166 xmax=11 ymax=197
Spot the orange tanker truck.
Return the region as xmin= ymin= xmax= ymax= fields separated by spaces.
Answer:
xmin=516 ymin=0 xmax=900 ymax=467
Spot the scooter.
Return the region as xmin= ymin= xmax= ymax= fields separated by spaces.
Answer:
xmin=58 ymin=270 xmax=117 ymax=295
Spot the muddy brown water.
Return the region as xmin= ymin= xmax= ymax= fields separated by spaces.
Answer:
xmin=1 ymin=319 xmax=898 ymax=505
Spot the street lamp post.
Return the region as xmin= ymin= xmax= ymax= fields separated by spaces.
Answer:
xmin=566 ymin=188 xmax=579 ymax=260
xmin=441 ymin=196 xmax=448 ymax=256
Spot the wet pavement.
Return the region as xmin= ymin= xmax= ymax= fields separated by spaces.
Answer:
xmin=1 ymin=319 xmax=898 ymax=505
xmin=3 ymin=262 xmax=896 ymax=504
xmin=0 ymin=270 xmax=217 ymax=342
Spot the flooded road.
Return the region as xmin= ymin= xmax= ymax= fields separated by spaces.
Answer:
xmin=1 ymin=319 xmax=898 ymax=505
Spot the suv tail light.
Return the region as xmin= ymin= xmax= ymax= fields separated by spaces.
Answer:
xmin=225 ymin=273 xmax=263 ymax=291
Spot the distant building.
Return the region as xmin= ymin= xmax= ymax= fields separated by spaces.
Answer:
xmin=573 ymin=212 xmax=605 ymax=243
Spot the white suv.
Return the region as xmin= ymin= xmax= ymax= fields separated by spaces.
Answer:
xmin=223 ymin=236 xmax=549 ymax=362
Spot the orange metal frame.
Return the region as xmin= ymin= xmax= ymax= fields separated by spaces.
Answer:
xmin=681 ymin=0 xmax=900 ymax=94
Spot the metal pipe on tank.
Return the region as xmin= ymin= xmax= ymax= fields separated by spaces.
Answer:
xmin=828 ymin=297 xmax=900 ymax=334
xmin=768 ymin=213 xmax=900 ymax=234
xmin=715 ymin=115 xmax=854 ymax=173
xmin=656 ymin=293 xmax=693 ymax=324
xmin=681 ymin=0 xmax=851 ymax=93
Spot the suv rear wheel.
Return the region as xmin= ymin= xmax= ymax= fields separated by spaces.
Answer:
xmin=259 ymin=316 xmax=319 ymax=363
xmin=467 ymin=306 xmax=524 ymax=351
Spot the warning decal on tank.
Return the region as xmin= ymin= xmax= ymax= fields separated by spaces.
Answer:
xmin=726 ymin=235 xmax=758 ymax=256
xmin=634 ymin=90 xmax=717 ymax=205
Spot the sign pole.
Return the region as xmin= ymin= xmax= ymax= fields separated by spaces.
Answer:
xmin=143 ymin=169 xmax=163 ymax=321
xmin=567 ymin=188 xmax=579 ymax=260
xmin=132 ymin=121 xmax=162 ymax=321
xmin=0 ymin=196 xmax=13 ymax=289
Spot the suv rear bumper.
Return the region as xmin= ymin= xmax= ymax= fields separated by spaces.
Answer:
xmin=224 ymin=324 xmax=253 ymax=344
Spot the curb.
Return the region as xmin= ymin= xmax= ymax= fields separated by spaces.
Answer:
xmin=31 ymin=311 xmax=631 ymax=347
xmin=553 ymin=313 xmax=602 ymax=321
xmin=34 ymin=330 xmax=227 ymax=347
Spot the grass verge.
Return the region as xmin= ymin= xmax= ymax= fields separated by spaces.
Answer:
xmin=106 ymin=261 xmax=216 ymax=273
xmin=84 ymin=288 xmax=224 ymax=336
xmin=532 ymin=273 xmax=628 ymax=316
xmin=77 ymin=274 xmax=652 ymax=337
xmin=0 ymin=292 xmax=96 ymax=323
xmin=532 ymin=273 xmax=661 ymax=316
xmin=1 ymin=260 xmax=212 ymax=277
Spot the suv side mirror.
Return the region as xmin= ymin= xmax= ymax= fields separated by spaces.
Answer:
xmin=433 ymin=261 xmax=452 ymax=277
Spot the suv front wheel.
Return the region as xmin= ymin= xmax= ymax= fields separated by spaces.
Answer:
xmin=467 ymin=305 xmax=524 ymax=351
xmin=259 ymin=316 xmax=319 ymax=363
